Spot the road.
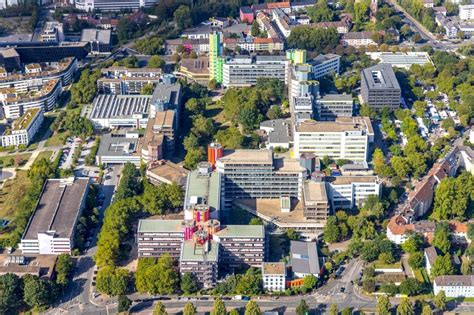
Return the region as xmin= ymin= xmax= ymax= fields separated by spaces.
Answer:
xmin=46 ymin=165 xmax=122 ymax=315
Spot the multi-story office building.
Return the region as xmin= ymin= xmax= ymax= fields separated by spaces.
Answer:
xmin=96 ymin=131 xmax=142 ymax=165
xmin=20 ymin=177 xmax=90 ymax=255
xmin=302 ymin=180 xmax=329 ymax=222
xmin=184 ymin=166 xmax=221 ymax=220
xmin=136 ymin=220 xmax=184 ymax=259
xmin=1 ymin=79 xmax=62 ymax=119
xmin=1 ymin=108 xmax=44 ymax=147
xmin=209 ymin=32 xmax=223 ymax=84
xmin=141 ymin=109 xmax=175 ymax=162
xmin=360 ymin=64 xmax=401 ymax=110
xmin=98 ymin=66 xmax=162 ymax=94
xmin=262 ymin=262 xmax=286 ymax=292
xmin=222 ymin=55 xmax=289 ymax=87
xmin=180 ymin=240 xmax=219 ymax=288
xmin=213 ymin=225 xmax=265 ymax=269
xmin=41 ymin=22 xmax=65 ymax=43
xmin=293 ymin=117 xmax=374 ymax=162
xmin=326 ymin=175 xmax=381 ymax=209
xmin=150 ymin=75 xmax=182 ymax=128
xmin=215 ymin=150 xmax=306 ymax=209
xmin=460 ymin=4 xmax=474 ymax=20
xmin=0 ymin=58 xmax=76 ymax=93
xmin=75 ymin=0 xmax=158 ymax=11
xmin=434 ymin=275 xmax=474 ymax=298
xmin=314 ymin=94 xmax=353 ymax=121
xmin=310 ymin=54 xmax=340 ymax=79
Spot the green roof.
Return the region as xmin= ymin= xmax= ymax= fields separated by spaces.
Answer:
xmin=185 ymin=170 xmax=220 ymax=212
xmin=12 ymin=108 xmax=41 ymax=131
xmin=215 ymin=225 xmax=265 ymax=238
xmin=180 ymin=240 xmax=218 ymax=262
xmin=137 ymin=219 xmax=183 ymax=233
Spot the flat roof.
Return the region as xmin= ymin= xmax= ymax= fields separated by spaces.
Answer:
xmin=147 ymin=161 xmax=189 ymax=186
xmin=185 ymin=170 xmax=220 ymax=212
xmin=328 ymin=175 xmax=378 ymax=185
xmin=214 ymin=225 xmax=264 ymax=238
xmin=320 ymin=94 xmax=353 ymax=102
xmin=81 ymin=28 xmax=111 ymax=44
xmin=262 ymin=262 xmax=286 ymax=275
xmin=290 ymin=240 xmax=320 ymax=275
xmin=295 ymin=116 xmax=372 ymax=133
xmin=23 ymin=178 xmax=89 ymax=240
xmin=218 ymin=149 xmax=273 ymax=164
xmin=137 ymin=219 xmax=183 ymax=233
xmin=180 ymin=240 xmax=218 ymax=262
xmin=361 ymin=63 xmax=401 ymax=90
xmin=368 ymin=52 xmax=433 ymax=67
xmin=154 ymin=110 xmax=175 ymax=127
xmin=97 ymin=133 xmax=140 ymax=157
xmin=303 ymin=180 xmax=328 ymax=202
xmin=151 ymin=82 xmax=181 ymax=109
xmin=260 ymin=119 xmax=291 ymax=144
xmin=90 ymin=94 xmax=151 ymax=119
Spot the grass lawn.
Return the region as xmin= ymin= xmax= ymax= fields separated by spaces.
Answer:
xmin=413 ymin=269 xmax=424 ymax=282
xmin=0 ymin=153 xmax=32 ymax=167
xmin=0 ymin=170 xmax=31 ymax=220
xmin=447 ymin=297 xmax=474 ymax=302
xmin=35 ymin=151 xmax=53 ymax=162
xmin=45 ymin=130 xmax=68 ymax=147
xmin=374 ymin=261 xmax=402 ymax=269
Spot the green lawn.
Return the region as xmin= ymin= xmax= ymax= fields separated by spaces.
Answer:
xmin=0 ymin=153 xmax=32 ymax=167
xmin=0 ymin=170 xmax=31 ymax=220
xmin=35 ymin=151 xmax=53 ymax=162
xmin=373 ymin=261 xmax=402 ymax=269
xmin=45 ymin=131 xmax=68 ymax=147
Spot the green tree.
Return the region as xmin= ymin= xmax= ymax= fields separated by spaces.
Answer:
xmin=329 ymin=304 xmax=338 ymax=315
xmin=266 ymin=105 xmax=284 ymax=120
xmin=174 ymin=5 xmax=192 ymax=29
xmin=323 ymin=216 xmax=340 ymax=243
xmin=303 ymin=274 xmax=317 ymax=290
xmin=183 ymin=302 xmax=197 ymax=315
xmin=23 ymin=275 xmax=54 ymax=309
xmin=118 ymin=295 xmax=131 ymax=313
xmin=307 ymin=0 xmax=334 ymax=22
xmin=141 ymin=181 xmax=183 ymax=215
xmin=236 ymin=269 xmax=262 ymax=295
xmin=251 ymin=20 xmax=261 ymax=37
xmin=377 ymin=295 xmax=392 ymax=315
xmin=245 ymin=301 xmax=261 ymax=315
xmin=184 ymin=147 xmax=206 ymax=169
xmin=372 ymin=148 xmax=386 ymax=175
xmin=380 ymin=282 xmax=399 ymax=296
xmin=0 ymin=273 xmax=23 ymax=313
xmin=181 ymin=273 xmax=199 ymax=294
xmin=96 ymin=266 xmax=130 ymax=296
xmin=341 ymin=307 xmax=352 ymax=315
xmin=432 ymin=173 xmax=473 ymax=221
xmin=296 ymin=299 xmax=310 ymax=315
xmin=402 ymin=234 xmax=424 ymax=253
xmin=421 ymin=304 xmax=432 ymax=315
xmin=413 ymin=100 xmax=427 ymax=117
xmin=148 ymin=55 xmax=165 ymax=68
xmin=287 ymin=228 xmax=299 ymax=240
xmin=396 ymin=297 xmax=414 ymax=315
xmin=399 ymin=278 xmax=423 ymax=296
xmin=249 ymin=217 xmax=263 ymax=225
xmin=185 ymin=98 xmax=205 ymax=116
xmin=215 ymin=127 xmax=244 ymax=149
xmin=433 ymin=290 xmax=446 ymax=310
xmin=408 ymin=251 xmax=425 ymax=270
xmin=56 ymin=254 xmax=73 ymax=286
xmin=287 ymin=26 xmax=339 ymax=53
xmin=153 ymin=302 xmax=168 ymax=315
xmin=431 ymin=253 xmax=454 ymax=277
xmin=391 ymin=156 xmax=411 ymax=178
xmin=211 ymin=298 xmax=227 ymax=315
xmin=432 ymin=223 xmax=451 ymax=254
xmin=229 ymin=309 xmax=240 ymax=315
xmin=141 ymin=83 xmax=155 ymax=95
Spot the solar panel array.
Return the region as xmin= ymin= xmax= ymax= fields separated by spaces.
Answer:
xmin=90 ymin=94 xmax=151 ymax=119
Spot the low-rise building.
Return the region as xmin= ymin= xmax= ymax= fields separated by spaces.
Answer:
xmin=434 ymin=275 xmax=474 ymax=298
xmin=146 ymin=160 xmax=189 ymax=187
xmin=95 ymin=131 xmax=142 ymax=165
xmin=326 ymin=175 xmax=381 ymax=209
xmin=1 ymin=108 xmax=43 ymax=148
xmin=98 ymin=66 xmax=162 ymax=94
xmin=312 ymin=21 xmax=351 ymax=34
xmin=424 ymin=246 xmax=438 ymax=276
xmin=262 ymin=262 xmax=286 ymax=292
xmin=20 ymin=177 xmax=89 ymax=255
xmin=179 ymin=57 xmax=210 ymax=84
xmin=341 ymin=32 xmax=378 ymax=47
xmin=137 ymin=219 xmax=184 ymax=259
xmin=259 ymin=119 xmax=292 ymax=149
xmin=41 ymin=22 xmax=65 ymax=43
xmin=460 ymin=4 xmax=474 ymax=20
xmin=293 ymin=117 xmax=374 ymax=162
xmin=81 ymin=29 xmax=112 ymax=54
xmin=366 ymin=52 xmax=434 ymax=70
xmin=290 ymin=240 xmax=320 ymax=278
xmin=222 ymin=55 xmax=289 ymax=87
xmin=314 ymin=94 xmax=353 ymax=121
xmin=213 ymin=225 xmax=265 ymax=269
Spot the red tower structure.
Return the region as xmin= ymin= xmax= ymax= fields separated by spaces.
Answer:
xmin=207 ymin=142 xmax=223 ymax=169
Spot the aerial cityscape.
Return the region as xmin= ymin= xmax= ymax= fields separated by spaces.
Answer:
xmin=0 ymin=0 xmax=473 ymax=314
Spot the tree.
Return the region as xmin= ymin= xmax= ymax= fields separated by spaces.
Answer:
xmin=96 ymin=266 xmax=130 ymax=296
xmin=208 ymin=79 xmax=217 ymax=90
xmin=287 ymin=228 xmax=299 ymax=240
xmin=148 ymin=55 xmax=165 ymax=68
xmin=329 ymin=304 xmax=338 ymax=315
xmin=421 ymin=304 xmax=432 ymax=315
xmin=183 ymin=302 xmax=197 ymax=315
xmin=402 ymin=234 xmax=424 ymax=253
xmin=433 ymin=290 xmax=446 ymax=310
xmin=211 ymin=298 xmax=227 ymax=315
xmin=23 ymin=275 xmax=53 ymax=309
xmin=432 ymin=174 xmax=474 ymax=221
xmin=372 ymin=148 xmax=386 ymax=175
xmin=432 ymin=223 xmax=451 ymax=254
xmin=413 ymin=100 xmax=427 ymax=117
xmin=307 ymin=0 xmax=334 ymax=22
xmin=391 ymin=156 xmax=411 ymax=178
xmin=181 ymin=273 xmax=199 ymax=294
xmin=141 ymin=83 xmax=155 ymax=95
xmin=56 ymin=254 xmax=73 ymax=286
xmin=251 ymin=20 xmax=261 ymax=37
xmin=323 ymin=216 xmax=341 ymax=243
xmin=296 ymin=299 xmax=310 ymax=315
xmin=399 ymin=278 xmax=423 ymax=296
xmin=141 ymin=182 xmax=183 ymax=215
xmin=118 ymin=295 xmax=132 ymax=313
xmin=245 ymin=301 xmax=261 ymax=315
xmin=380 ymin=282 xmax=399 ymax=296
xmin=287 ymin=26 xmax=339 ymax=53
xmin=229 ymin=309 xmax=240 ymax=315
xmin=341 ymin=307 xmax=352 ymax=315
xmin=377 ymin=295 xmax=392 ymax=315
xmin=303 ymin=274 xmax=317 ymax=290
xmin=185 ymin=98 xmax=205 ymax=116
xmin=153 ymin=302 xmax=168 ymax=315
xmin=397 ymin=297 xmax=414 ymax=315
xmin=174 ymin=5 xmax=192 ymax=29
xmin=266 ymin=105 xmax=284 ymax=120
xmin=184 ymin=147 xmax=206 ymax=169
xmin=408 ymin=251 xmax=425 ymax=270
xmin=249 ymin=217 xmax=263 ymax=225
xmin=431 ymin=253 xmax=454 ymax=277
xmin=0 ymin=273 xmax=23 ymax=313
xmin=236 ymin=268 xmax=262 ymax=295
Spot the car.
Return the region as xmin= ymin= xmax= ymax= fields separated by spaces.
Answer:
xmin=340 ymin=287 xmax=345 ymax=292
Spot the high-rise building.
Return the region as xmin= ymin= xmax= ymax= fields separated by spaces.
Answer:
xmin=360 ymin=64 xmax=401 ymax=110
xmin=209 ymin=32 xmax=223 ymax=84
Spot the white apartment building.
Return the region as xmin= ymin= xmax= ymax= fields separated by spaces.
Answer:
xmin=1 ymin=108 xmax=44 ymax=147
xmin=75 ymin=0 xmax=157 ymax=11
xmin=1 ymin=79 xmax=62 ymax=119
xmin=293 ymin=117 xmax=374 ymax=162
xmin=434 ymin=275 xmax=474 ymax=298
xmin=310 ymin=54 xmax=340 ymax=79
xmin=460 ymin=4 xmax=474 ymax=20
xmin=326 ymin=176 xmax=381 ymax=209
xmin=222 ymin=55 xmax=289 ymax=87
xmin=20 ymin=178 xmax=89 ymax=255
xmin=341 ymin=32 xmax=378 ymax=47
xmin=262 ymin=262 xmax=286 ymax=292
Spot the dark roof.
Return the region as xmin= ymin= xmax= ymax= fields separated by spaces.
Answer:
xmin=361 ymin=63 xmax=401 ymax=90
xmin=435 ymin=275 xmax=474 ymax=287
xmin=424 ymin=246 xmax=438 ymax=266
xmin=290 ymin=240 xmax=320 ymax=275
xmin=240 ymin=6 xmax=253 ymax=13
